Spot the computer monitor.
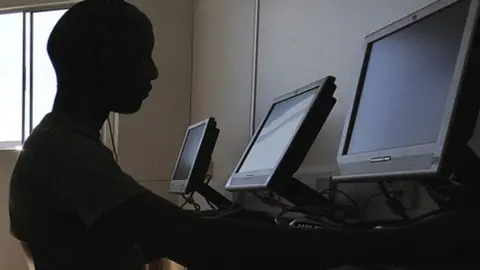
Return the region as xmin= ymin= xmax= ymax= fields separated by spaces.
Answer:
xmin=169 ymin=118 xmax=233 ymax=209
xmin=336 ymin=0 xmax=480 ymax=183
xmin=225 ymin=76 xmax=337 ymax=206
xmin=169 ymin=118 xmax=218 ymax=194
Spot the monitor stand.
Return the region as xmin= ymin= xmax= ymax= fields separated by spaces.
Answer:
xmin=192 ymin=184 xmax=274 ymax=223
xmin=274 ymin=177 xmax=332 ymax=207
xmin=194 ymin=182 xmax=233 ymax=210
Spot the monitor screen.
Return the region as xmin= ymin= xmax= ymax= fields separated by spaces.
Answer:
xmin=238 ymin=89 xmax=316 ymax=173
xmin=345 ymin=0 xmax=469 ymax=155
xmin=172 ymin=124 xmax=206 ymax=180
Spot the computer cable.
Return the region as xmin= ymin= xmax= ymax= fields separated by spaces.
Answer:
xmin=320 ymin=188 xmax=360 ymax=213
xmin=180 ymin=174 xmax=216 ymax=211
xmin=379 ymin=181 xmax=411 ymax=221
xmin=180 ymin=193 xmax=201 ymax=211
xmin=273 ymin=188 xmax=358 ymax=220
xmin=107 ymin=116 xmax=118 ymax=162
xmin=275 ymin=203 xmax=351 ymax=225
xmin=253 ymin=192 xmax=292 ymax=209
xmin=363 ymin=193 xmax=384 ymax=212
xmin=197 ymin=207 xmax=244 ymax=220
xmin=425 ymin=176 xmax=465 ymax=210
xmin=100 ymin=0 xmax=122 ymax=163
xmin=364 ymin=189 xmax=403 ymax=212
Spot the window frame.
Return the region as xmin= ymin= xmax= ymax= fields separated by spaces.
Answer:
xmin=0 ymin=1 xmax=118 ymax=151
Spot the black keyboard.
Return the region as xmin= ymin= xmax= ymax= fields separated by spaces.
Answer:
xmin=288 ymin=219 xmax=327 ymax=229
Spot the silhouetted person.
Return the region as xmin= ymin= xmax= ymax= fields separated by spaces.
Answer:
xmin=9 ymin=1 xmax=473 ymax=270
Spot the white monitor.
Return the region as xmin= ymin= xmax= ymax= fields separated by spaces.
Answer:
xmin=225 ymin=76 xmax=336 ymax=199
xmin=336 ymin=0 xmax=480 ymax=181
xmin=169 ymin=118 xmax=218 ymax=194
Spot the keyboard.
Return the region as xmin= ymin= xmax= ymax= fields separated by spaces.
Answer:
xmin=288 ymin=219 xmax=327 ymax=229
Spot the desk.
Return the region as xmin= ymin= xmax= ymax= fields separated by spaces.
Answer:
xmin=148 ymin=259 xmax=184 ymax=270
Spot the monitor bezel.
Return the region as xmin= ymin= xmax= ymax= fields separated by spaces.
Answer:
xmin=336 ymin=0 xmax=480 ymax=181
xmin=225 ymin=76 xmax=336 ymax=190
xmin=169 ymin=117 xmax=216 ymax=194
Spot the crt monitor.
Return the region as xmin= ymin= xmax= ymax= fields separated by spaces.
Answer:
xmin=225 ymin=76 xmax=336 ymax=206
xmin=169 ymin=118 xmax=218 ymax=194
xmin=336 ymin=0 xmax=480 ymax=182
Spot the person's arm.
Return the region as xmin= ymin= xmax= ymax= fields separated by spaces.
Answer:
xmin=91 ymin=191 xmax=341 ymax=269
xmin=42 ymin=132 xmax=459 ymax=269
xmin=90 ymin=190 xmax=426 ymax=270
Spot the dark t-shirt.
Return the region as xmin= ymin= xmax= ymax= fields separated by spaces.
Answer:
xmin=9 ymin=113 xmax=148 ymax=270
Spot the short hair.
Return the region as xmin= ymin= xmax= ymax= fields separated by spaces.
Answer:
xmin=47 ymin=0 xmax=151 ymax=85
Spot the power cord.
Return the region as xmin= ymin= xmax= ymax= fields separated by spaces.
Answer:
xmin=378 ymin=181 xmax=411 ymax=221
xmin=199 ymin=207 xmax=244 ymax=220
xmin=274 ymin=204 xmax=345 ymax=226
xmin=320 ymin=188 xmax=360 ymax=213
xmin=270 ymin=186 xmax=449 ymax=229
xmin=253 ymin=192 xmax=292 ymax=209
xmin=180 ymin=175 xmax=216 ymax=211
xmin=107 ymin=116 xmax=118 ymax=162
xmin=363 ymin=193 xmax=384 ymax=212
xmin=364 ymin=190 xmax=404 ymax=212
xmin=180 ymin=192 xmax=201 ymax=211
xmin=256 ymin=189 xmax=359 ymax=225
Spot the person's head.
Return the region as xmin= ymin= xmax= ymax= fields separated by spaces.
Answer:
xmin=48 ymin=0 xmax=158 ymax=115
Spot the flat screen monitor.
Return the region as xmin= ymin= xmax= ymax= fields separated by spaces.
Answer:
xmin=336 ymin=0 xmax=480 ymax=181
xmin=225 ymin=76 xmax=336 ymax=203
xmin=169 ymin=118 xmax=218 ymax=194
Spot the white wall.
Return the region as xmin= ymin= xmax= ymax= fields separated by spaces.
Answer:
xmin=255 ymin=0 xmax=437 ymax=172
xmin=0 ymin=0 xmax=193 ymax=269
xmin=0 ymin=152 xmax=27 ymax=270
xmin=118 ymin=0 xmax=193 ymax=202
xmin=191 ymin=0 xmax=257 ymax=198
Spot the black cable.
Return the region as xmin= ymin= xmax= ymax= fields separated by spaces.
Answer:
xmin=274 ymin=206 xmax=333 ymax=225
xmin=276 ymin=205 xmax=345 ymax=225
xmin=363 ymin=193 xmax=383 ymax=212
xmin=364 ymin=190 xmax=404 ymax=212
xmin=254 ymin=190 xmax=356 ymax=224
xmin=205 ymin=201 xmax=216 ymax=210
xmin=204 ymin=174 xmax=212 ymax=184
xmin=180 ymin=198 xmax=189 ymax=208
xmin=274 ymin=208 xmax=288 ymax=224
xmin=253 ymin=192 xmax=291 ymax=209
xmin=107 ymin=116 xmax=118 ymax=162
xmin=181 ymin=175 xmax=216 ymax=210
xmin=408 ymin=208 xmax=446 ymax=224
xmin=320 ymin=188 xmax=360 ymax=213
xmin=101 ymin=0 xmax=120 ymax=164
xmin=205 ymin=197 xmax=217 ymax=210
xmin=181 ymin=193 xmax=201 ymax=211
xmin=378 ymin=181 xmax=410 ymax=220
xmin=200 ymin=208 xmax=243 ymax=220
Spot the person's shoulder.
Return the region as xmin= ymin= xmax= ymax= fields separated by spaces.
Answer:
xmin=26 ymin=123 xmax=106 ymax=157
xmin=23 ymin=116 xmax=114 ymax=171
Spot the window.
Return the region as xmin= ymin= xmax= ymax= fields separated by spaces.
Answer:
xmin=32 ymin=10 xmax=67 ymax=130
xmin=0 ymin=13 xmax=23 ymax=148
xmin=0 ymin=7 xmax=68 ymax=149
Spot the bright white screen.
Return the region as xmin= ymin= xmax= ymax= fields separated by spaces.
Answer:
xmin=239 ymin=90 xmax=316 ymax=173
